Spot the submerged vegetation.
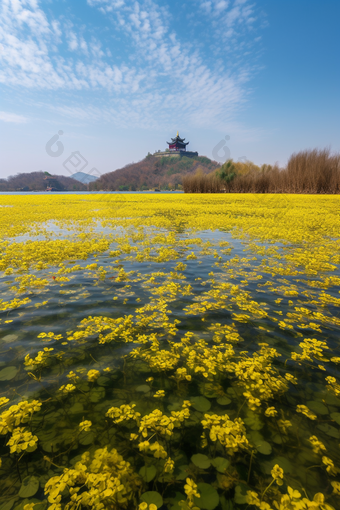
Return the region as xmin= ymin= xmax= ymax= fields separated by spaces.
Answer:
xmin=0 ymin=193 xmax=340 ymax=510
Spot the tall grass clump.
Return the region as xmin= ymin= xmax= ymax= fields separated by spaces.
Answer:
xmin=184 ymin=149 xmax=340 ymax=193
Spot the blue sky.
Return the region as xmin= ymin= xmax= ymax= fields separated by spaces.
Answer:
xmin=0 ymin=0 xmax=339 ymax=179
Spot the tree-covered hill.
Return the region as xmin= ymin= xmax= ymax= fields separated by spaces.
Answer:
xmin=0 ymin=172 xmax=87 ymax=191
xmin=89 ymin=154 xmax=220 ymax=191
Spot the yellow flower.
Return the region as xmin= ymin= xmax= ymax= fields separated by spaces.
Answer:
xmin=184 ymin=478 xmax=200 ymax=499
xmin=79 ymin=420 xmax=92 ymax=432
xmin=322 ymin=456 xmax=339 ymax=476
xmin=331 ymin=481 xmax=340 ymax=495
xmin=58 ymin=384 xmax=76 ymax=394
xmin=87 ymin=369 xmax=100 ymax=382
xmin=271 ymin=464 xmax=284 ymax=485
xmin=287 ymin=486 xmax=301 ymax=499
xmin=0 ymin=397 xmax=9 ymax=407
xmin=265 ymin=407 xmax=277 ymax=417
xmin=153 ymin=390 xmax=165 ymax=398
xmin=296 ymin=405 xmax=317 ymax=420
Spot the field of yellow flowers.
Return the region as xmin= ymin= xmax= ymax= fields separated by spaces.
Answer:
xmin=0 ymin=193 xmax=340 ymax=510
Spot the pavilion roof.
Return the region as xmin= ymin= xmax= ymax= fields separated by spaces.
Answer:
xmin=167 ymin=132 xmax=189 ymax=145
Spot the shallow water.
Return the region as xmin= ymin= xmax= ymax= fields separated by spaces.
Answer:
xmin=0 ymin=194 xmax=340 ymax=510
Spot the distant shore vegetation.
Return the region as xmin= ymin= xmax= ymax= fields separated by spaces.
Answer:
xmin=183 ymin=149 xmax=340 ymax=194
xmin=1 ymin=148 xmax=339 ymax=194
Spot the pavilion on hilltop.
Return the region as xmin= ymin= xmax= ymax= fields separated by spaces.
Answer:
xmin=153 ymin=131 xmax=198 ymax=158
xmin=167 ymin=131 xmax=190 ymax=152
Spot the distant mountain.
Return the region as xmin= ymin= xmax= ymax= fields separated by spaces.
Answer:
xmin=0 ymin=171 xmax=87 ymax=191
xmin=71 ymin=172 xmax=98 ymax=184
xmin=89 ymin=154 xmax=220 ymax=191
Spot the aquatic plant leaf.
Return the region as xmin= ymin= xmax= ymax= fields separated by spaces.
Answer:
xmin=199 ymin=383 xmax=223 ymax=398
xmin=170 ymin=492 xmax=186 ymax=510
xmin=194 ymin=483 xmax=219 ymax=510
xmin=140 ymin=491 xmax=163 ymax=508
xmin=139 ymin=465 xmax=157 ymax=482
xmin=79 ymin=431 xmax=94 ymax=445
xmin=255 ymin=440 xmax=272 ymax=455
xmin=190 ymin=396 xmax=211 ymax=412
xmin=42 ymin=439 xmax=61 ymax=452
xmin=69 ymin=402 xmax=84 ymax=414
xmin=211 ymin=457 xmax=230 ymax=473
xmin=136 ymin=384 xmax=150 ymax=393
xmin=0 ymin=497 xmax=19 ymax=510
xmin=191 ymin=453 xmax=211 ymax=469
xmin=97 ymin=376 xmax=111 ymax=386
xmin=216 ymin=396 xmax=231 ymax=406
xmin=220 ymin=495 xmax=234 ymax=510
xmin=19 ymin=476 xmax=39 ymax=498
xmin=168 ymin=401 xmax=182 ymax=412
xmin=317 ymin=423 xmax=340 ymax=438
xmin=176 ymin=465 xmax=190 ymax=480
xmin=271 ymin=433 xmax=283 ymax=444
xmin=244 ymin=411 xmax=263 ymax=430
xmin=330 ymin=412 xmax=340 ymax=425
xmin=234 ymin=485 xmax=248 ymax=504
xmin=306 ymin=400 xmax=328 ymax=415
xmin=0 ymin=366 xmax=18 ymax=381
xmin=89 ymin=386 xmax=105 ymax=402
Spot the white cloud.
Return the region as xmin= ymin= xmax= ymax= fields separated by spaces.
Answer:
xmin=0 ymin=0 xmax=263 ymax=129
xmin=0 ymin=111 xmax=28 ymax=122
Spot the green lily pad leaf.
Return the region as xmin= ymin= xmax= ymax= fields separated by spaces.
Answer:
xmin=19 ymin=476 xmax=39 ymax=498
xmin=331 ymin=412 xmax=340 ymax=425
xmin=97 ymin=376 xmax=111 ymax=386
xmin=140 ymin=491 xmax=163 ymax=508
xmin=2 ymin=335 xmax=19 ymax=343
xmin=190 ymin=396 xmax=211 ymax=412
xmin=194 ymin=483 xmax=219 ymax=510
xmin=136 ymin=385 xmax=150 ymax=393
xmin=199 ymin=383 xmax=223 ymax=398
xmin=0 ymin=497 xmax=19 ymax=510
xmin=255 ymin=440 xmax=272 ymax=455
xmin=216 ymin=396 xmax=231 ymax=406
xmin=168 ymin=401 xmax=182 ymax=412
xmin=139 ymin=465 xmax=157 ymax=482
xmin=306 ymin=400 xmax=328 ymax=415
xmin=191 ymin=454 xmax=211 ymax=469
xmin=170 ymin=492 xmax=187 ymax=510
xmin=226 ymin=387 xmax=238 ymax=397
xmin=244 ymin=411 xmax=263 ymax=431
xmin=176 ymin=464 xmax=190 ymax=480
xmin=248 ymin=431 xmax=271 ymax=454
xmin=234 ymin=484 xmax=248 ymax=505
xmin=79 ymin=432 xmax=94 ymax=445
xmin=271 ymin=433 xmax=283 ymax=444
xmin=76 ymin=381 xmax=90 ymax=392
xmin=317 ymin=423 xmax=340 ymax=438
xmin=42 ymin=439 xmax=61 ymax=452
xmin=220 ymin=495 xmax=234 ymax=510
xmin=211 ymin=457 xmax=230 ymax=473
xmin=69 ymin=402 xmax=84 ymax=415
xmin=0 ymin=366 xmax=18 ymax=381
xmin=89 ymin=386 xmax=105 ymax=403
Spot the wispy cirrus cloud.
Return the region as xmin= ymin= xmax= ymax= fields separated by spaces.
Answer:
xmin=0 ymin=0 xmax=264 ymax=129
xmin=0 ymin=111 xmax=28 ymax=123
